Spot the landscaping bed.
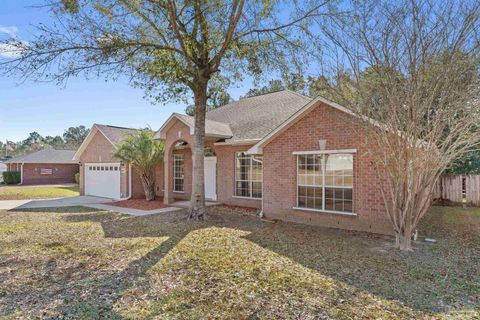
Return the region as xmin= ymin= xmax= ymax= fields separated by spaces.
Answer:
xmin=0 ymin=205 xmax=478 ymax=319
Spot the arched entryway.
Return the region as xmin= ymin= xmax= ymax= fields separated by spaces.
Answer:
xmin=164 ymin=140 xmax=192 ymax=204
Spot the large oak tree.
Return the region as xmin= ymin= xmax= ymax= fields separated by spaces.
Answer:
xmin=1 ymin=0 xmax=334 ymax=219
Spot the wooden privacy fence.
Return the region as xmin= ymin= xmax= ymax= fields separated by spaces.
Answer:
xmin=434 ymin=175 xmax=480 ymax=206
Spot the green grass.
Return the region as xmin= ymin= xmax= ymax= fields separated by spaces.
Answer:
xmin=0 ymin=185 xmax=79 ymax=200
xmin=0 ymin=205 xmax=478 ymax=319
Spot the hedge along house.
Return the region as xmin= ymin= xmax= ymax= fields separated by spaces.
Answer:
xmin=74 ymin=124 xmax=160 ymax=200
xmin=155 ymin=90 xmax=391 ymax=234
xmin=4 ymin=148 xmax=79 ymax=185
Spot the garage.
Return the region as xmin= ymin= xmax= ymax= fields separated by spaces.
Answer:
xmin=85 ymin=163 xmax=121 ymax=199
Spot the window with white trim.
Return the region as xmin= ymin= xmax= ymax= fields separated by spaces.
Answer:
xmin=297 ymin=153 xmax=353 ymax=213
xmin=173 ymin=154 xmax=185 ymax=192
xmin=235 ymin=152 xmax=263 ymax=198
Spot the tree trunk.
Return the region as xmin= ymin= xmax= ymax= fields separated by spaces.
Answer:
xmin=189 ymin=80 xmax=208 ymax=219
xmin=397 ymin=230 xmax=413 ymax=251
xmin=141 ymin=172 xmax=156 ymax=201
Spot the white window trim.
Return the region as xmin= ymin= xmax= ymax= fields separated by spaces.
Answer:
xmin=292 ymin=206 xmax=357 ymax=216
xmin=295 ymin=152 xmax=354 ymax=214
xmin=234 ymin=152 xmax=263 ymax=199
xmin=232 ymin=195 xmax=262 ymax=200
xmin=173 ymin=154 xmax=185 ymax=192
xmin=292 ymin=148 xmax=357 ymax=155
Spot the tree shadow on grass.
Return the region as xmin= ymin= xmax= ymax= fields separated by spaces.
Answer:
xmin=2 ymin=206 xmax=478 ymax=318
xmin=95 ymin=206 xmax=478 ymax=316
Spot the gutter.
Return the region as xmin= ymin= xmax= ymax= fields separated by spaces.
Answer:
xmin=20 ymin=163 xmax=24 ymax=185
xmin=123 ymin=163 xmax=133 ymax=200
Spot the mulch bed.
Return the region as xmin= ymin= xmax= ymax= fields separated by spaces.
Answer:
xmin=109 ymin=198 xmax=171 ymax=210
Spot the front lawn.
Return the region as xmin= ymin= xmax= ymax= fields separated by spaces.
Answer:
xmin=0 ymin=205 xmax=478 ymax=319
xmin=0 ymin=185 xmax=79 ymax=200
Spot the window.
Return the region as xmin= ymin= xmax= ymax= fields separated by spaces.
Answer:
xmin=173 ymin=154 xmax=184 ymax=192
xmin=235 ymin=152 xmax=263 ymax=198
xmin=297 ymin=153 xmax=353 ymax=213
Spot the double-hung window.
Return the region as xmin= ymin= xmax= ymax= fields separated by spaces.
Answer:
xmin=235 ymin=152 xmax=263 ymax=198
xmin=297 ymin=153 xmax=353 ymax=213
xmin=173 ymin=154 xmax=184 ymax=192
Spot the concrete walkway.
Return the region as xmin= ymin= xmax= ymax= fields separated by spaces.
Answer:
xmin=0 ymin=196 xmax=113 ymax=211
xmin=85 ymin=203 xmax=184 ymax=216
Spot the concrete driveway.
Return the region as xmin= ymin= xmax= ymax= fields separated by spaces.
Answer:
xmin=0 ymin=196 xmax=114 ymax=211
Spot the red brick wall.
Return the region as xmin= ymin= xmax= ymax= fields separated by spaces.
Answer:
xmin=131 ymin=162 xmax=164 ymax=199
xmin=7 ymin=163 xmax=19 ymax=171
xmin=262 ymin=101 xmax=392 ymax=235
xmin=21 ymin=163 xmax=79 ymax=185
xmin=214 ymin=144 xmax=262 ymax=209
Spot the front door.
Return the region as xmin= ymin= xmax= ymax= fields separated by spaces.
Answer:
xmin=204 ymin=157 xmax=217 ymax=201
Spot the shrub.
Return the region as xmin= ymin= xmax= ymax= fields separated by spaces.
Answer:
xmin=3 ymin=171 xmax=21 ymax=184
xmin=74 ymin=172 xmax=80 ymax=184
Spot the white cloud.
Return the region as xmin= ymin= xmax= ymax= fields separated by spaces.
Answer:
xmin=0 ymin=26 xmax=18 ymax=37
xmin=0 ymin=42 xmax=28 ymax=58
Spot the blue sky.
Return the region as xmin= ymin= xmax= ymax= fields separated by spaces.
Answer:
xmin=0 ymin=1 xmax=252 ymax=142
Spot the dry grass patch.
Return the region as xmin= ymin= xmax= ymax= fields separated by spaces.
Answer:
xmin=0 ymin=205 xmax=478 ymax=319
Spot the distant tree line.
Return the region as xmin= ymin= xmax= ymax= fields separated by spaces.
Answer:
xmin=1 ymin=125 xmax=89 ymax=159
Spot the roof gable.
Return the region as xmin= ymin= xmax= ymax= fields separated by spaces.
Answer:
xmin=247 ymin=96 xmax=360 ymax=154
xmin=154 ymin=113 xmax=233 ymax=140
xmin=73 ymin=124 xmax=139 ymax=160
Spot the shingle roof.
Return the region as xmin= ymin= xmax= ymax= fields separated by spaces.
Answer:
xmin=4 ymin=148 xmax=78 ymax=164
xmin=206 ymin=90 xmax=312 ymax=142
xmin=94 ymin=124 xmax=140 ymax=145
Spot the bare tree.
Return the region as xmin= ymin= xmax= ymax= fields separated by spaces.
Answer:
xmin=0 ymin=0 xmax=335 ymax=219
xmin=321 ymin=0 xmax=480 ymax=250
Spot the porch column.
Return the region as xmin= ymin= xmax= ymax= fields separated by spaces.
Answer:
xmin=163 ymin=147 xmax=173 ymax=204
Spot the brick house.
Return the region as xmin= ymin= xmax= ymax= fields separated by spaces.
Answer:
xmin=157 ymin=90 xmax=390 ymax=234
xmin=77 ymin=90 xmax=391 ymax=234
xmin=4 ymin=148 xmax=79 ymax=185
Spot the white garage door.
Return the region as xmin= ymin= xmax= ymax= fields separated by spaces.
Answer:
xmin=85 ymin=163 xmax=121 ymax=199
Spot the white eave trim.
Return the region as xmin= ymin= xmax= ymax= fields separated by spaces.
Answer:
xmin=214 ymin=139 xmax=261 ymax=146
xmin=292 ymin=149 xmax=357 ymax=155
xmin=155 ymin=113 xmax=194 ymax=140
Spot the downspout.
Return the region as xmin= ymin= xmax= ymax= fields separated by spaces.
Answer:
xmin=123 ymin=163 xmax=133 ymax=200
xmin=20 ymin=163 xmax=23 ymax=185
xmin=258 ymin=157 xmax=264 ymax=218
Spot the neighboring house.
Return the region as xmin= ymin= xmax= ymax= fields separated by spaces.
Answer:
xmin=73 ymin=124 xmax=150 ymax=199
xmin=4 ymin=148 xmax=79 ymax=185
xmin=77 ymin=90 xmax=391 ymax=234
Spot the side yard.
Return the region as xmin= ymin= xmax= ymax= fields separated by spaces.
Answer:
xmin=0 ymin=185 xmax=79 ymax=200
xmin=0 ymin=205 xmax=478 ymax=319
